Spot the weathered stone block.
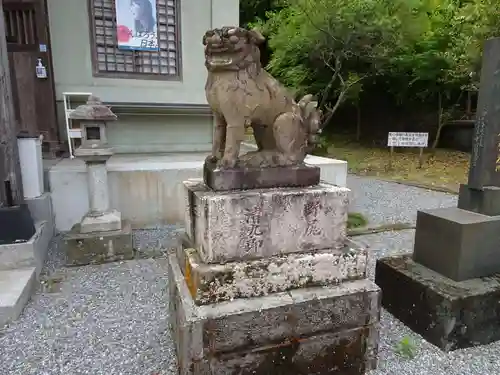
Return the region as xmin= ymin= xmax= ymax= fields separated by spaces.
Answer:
xmin=183 ymin=179 xmax=349 ymax=263
xmin=178 ymin=236 xmax=368 ymax=305
xmin=375 ymin=254 xmax=500 ymax=351
xmin=207 ymin=326 xmax=379 ymax=375
xmin=64 ymin=220 xmax=134 ymax=266
xmin=413 ymin=207 xmax=500 ymax=281
xmin=203 ymin=160 xmax=321 ymax=191
xmin=168 ymin=251 xmax=380 ymax=375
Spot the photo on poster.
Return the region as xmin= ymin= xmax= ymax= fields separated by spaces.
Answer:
xmin=115 ymin=0 xmax=158 ymax=51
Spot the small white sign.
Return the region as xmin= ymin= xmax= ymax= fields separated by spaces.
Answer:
xmin=387 ymin=132 xmax=429 ymax=148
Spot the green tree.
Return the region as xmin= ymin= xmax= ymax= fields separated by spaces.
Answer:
xmin=240 ymin=0 xmax=287 ymax=27
xmin=254 ymin=0 xmax=500 ymax=143
xmin=256 ymin=0 xmax=412 ymax=124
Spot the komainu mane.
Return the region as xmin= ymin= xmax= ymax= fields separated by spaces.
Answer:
xmin=203 ymin=26 xmax=323 ymax=169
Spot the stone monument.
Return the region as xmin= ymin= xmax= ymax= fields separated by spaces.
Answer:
xmin=375 ymin=37 xmax=500 ymax=351
xmin=168 ymin=27 xmax=381 ymax=374
xmin=63 ymin=96 xmax=133 ymax=266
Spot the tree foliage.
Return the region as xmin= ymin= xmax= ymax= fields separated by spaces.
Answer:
xmin=244 ymin=0 xmax=500 ymax=132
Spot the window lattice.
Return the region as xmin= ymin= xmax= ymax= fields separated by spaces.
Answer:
xmin=90 ymin=0 xmax=179 ymax=77
xmin=3 ymin=5 xmax=38 ymax=46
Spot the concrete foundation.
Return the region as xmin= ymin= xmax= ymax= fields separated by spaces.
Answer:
xmin=0 ymin=221 xmax=52 ymax=277
xmin=0 ymin=193 xmax=54 ymax=278
xmin=0 ymin=267 xmax=37 ymax=327
xmin=375 ymin=255 xmax=500 ymax=351
xmin=47 ymin=152 xmax=348 ymax=232
xmin=184 ymin=179 xmax=349 ymax=263
xmin=178 ymin=236 xmax=368 ymax=305
xmin=168 ymin=251 xmax=380 ymax=375
xmin=0 ymin=193 xmax=54 ymax=327
xmin=64 ymin=220 xmax=134 ymax=266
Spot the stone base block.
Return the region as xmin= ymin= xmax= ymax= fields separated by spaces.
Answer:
xmin=64 ymin=220 xmax=134 ymax=266
xmin=413 ymin=207 xmax=500 ymax=281
xmin=80 ymin=209 xmax=122 ymax=234
xmin=178 ymin=236 xmax=368 ymax=305
xmin=203 ymin=160 xmax=320 ymax=191
xmin=375 ymin=255 xmax=500 ymax=351
xmin=184 ymin=179 xmax=349 ymax=264
xmin=168 ymin=250 xmax=380 ymax=375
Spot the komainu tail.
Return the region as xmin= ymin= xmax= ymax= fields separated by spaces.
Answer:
xmin=298 ymin=94 xmax=324 ymax=152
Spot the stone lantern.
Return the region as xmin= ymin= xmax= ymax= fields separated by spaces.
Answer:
xmin=64 ymin=95 xmax=133 ymax=267
xmin=69 ymin=95 xmax=120 ymax=233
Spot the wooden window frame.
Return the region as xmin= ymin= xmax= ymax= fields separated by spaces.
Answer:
xmin=87 ymin=0 xmax=182 ymax=81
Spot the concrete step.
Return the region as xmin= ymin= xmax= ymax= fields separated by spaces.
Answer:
xmin=0 ymin=267 xmax=36 ymax=327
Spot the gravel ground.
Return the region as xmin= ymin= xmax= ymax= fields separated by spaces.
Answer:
xmin=347 ymin=175 xmax=457 ymax=226
xmin=0 ymin=257 xmax=176 ymax=375
xmin=1 ymin=176 xmax=499 ymax=375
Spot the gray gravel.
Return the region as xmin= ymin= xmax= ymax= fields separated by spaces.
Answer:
xmin=348 ymin=175 xmax=457 ymax=226
xmin=1 ymin=177 xmax=498 ymax=375
xmin=0 ymin=257 xmax=177 ymax=375
xmin=133 ymin=225 xmax=182 ymax=257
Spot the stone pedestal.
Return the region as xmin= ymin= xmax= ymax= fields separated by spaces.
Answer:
xmin=65 ymin=159 xmax=132 ymax=265
xmin=79 ymin=159 xmax=122 ymax=234
xmin=64 ymin=221 xmax=133 ymax=266
xmin=376 ymin=255 xmax=500 ymax=351
xmin=169 ymin=178 xmax=380 ymax=374
xmin=184 ymin=179 xmax=349 ymax=263
xmin=203 ymin=160 xmax=321 ymax=191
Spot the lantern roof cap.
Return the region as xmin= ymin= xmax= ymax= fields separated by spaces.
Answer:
xmin=69 ymin=95 xmax=117 ymax=121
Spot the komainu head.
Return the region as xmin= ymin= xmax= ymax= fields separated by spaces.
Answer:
xmin=203 ymin=26 xmax=265 ymax=72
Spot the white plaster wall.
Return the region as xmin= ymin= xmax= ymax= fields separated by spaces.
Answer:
xmin=105 ymin=114 xmax=213 ymax=153
xmin=47 ymin=0 xmax=240 ymax=104
xmin=49 ymin=154 xmax=206 ymax=231
xmin=47 ymin=0 xmax=239 ymax=153
xmin=48 ymin=152 xmax=348 ymax=232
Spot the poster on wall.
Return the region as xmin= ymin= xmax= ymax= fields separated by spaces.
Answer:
xmin=115 ymin=0 xmax=159 ymax=51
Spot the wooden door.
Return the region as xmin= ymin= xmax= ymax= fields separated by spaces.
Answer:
xmin=3 ymin=0 xmax=60 ymax=152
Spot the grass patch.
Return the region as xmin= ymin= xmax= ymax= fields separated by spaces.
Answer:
xmin=347 ymin=212 xmax=368 ymax=229
xmin=394 ymin=336 xmax=418 ymax=359
xmin=320 ymin=135 xmax=469 ymax=193
xmin=40 ymin=275 xmax=64 ymax=293
xmin=348 ymin=222 xmax=415 ymax=236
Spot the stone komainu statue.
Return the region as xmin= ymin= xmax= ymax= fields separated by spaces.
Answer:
xmin=203 ymin=26 xmax=323 ymax=169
